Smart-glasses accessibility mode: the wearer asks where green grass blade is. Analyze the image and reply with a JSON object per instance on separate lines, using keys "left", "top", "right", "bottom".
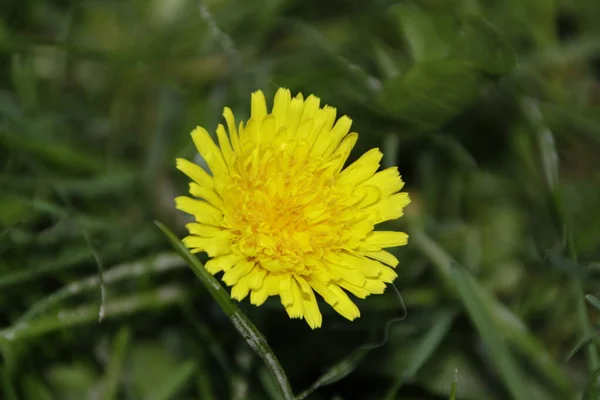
{"left": 103, "top": 327, "right": 130, "bottom": 400}
{"left": 584, "top": 368, "right": 600, "bottom": 400}
{"left": 18, "top": 253, "right": 184, "bottom": 322}
{"left": 155, "top": 221, "right": 294, "bottom": 400}
{"left": 150, "top": 360, "right": 197, "bottom": 400}
{"left": 409, "top": 223, "right": 573, "bottom": 397}
{"left": 566, "top": 332, "right": 599, "bottom": 362}
{"left": 451, "top": 262, "right": 530, "bottom": 400}
{"left": 449, "top": 369, "right": 458, "bottom": 400}
{"left": 0, "top": 285, "right": 186, "bottom": 341}
{"left": 587, "top": 295, "right": 600, "bottom": 312}
{"left": 295, "top": 348, "right": 369, "bottom": 400}
{"left": 385, "top": 308, "right": 457, "bottom": 399}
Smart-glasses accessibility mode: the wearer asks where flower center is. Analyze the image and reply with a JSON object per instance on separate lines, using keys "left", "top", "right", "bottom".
{"left": 221, "top": 143, "right": 362, "bottom": 274}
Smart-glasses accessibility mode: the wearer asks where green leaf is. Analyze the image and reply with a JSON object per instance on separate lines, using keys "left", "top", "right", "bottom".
{"left": 391, "top": 5, "right": 516, "bottom": 74}
{"left": 154, "top": 221, "right": 294, "bottom": 400}
{"left": 376, "top": 60, "right": 483, "bottom": 128}
{"left": 451, "top": 262, "right": 530, "bottom": 400}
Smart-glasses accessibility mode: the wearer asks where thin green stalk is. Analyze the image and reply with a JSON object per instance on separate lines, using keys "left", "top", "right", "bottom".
{"left": 155, "top": 221, "right": 295, "bottom": 400}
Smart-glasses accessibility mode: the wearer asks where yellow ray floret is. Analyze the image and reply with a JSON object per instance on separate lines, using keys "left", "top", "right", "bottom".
{"left": 175, "top": 88, "right": 410, "bottom": 329}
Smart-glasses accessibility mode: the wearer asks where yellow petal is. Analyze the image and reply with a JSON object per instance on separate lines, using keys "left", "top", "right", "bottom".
{"left": 251, "top": 90, "right": 267, "bottom": 123}
{"left": 296, "top": 276, "right": 322, "bottom": 329}
{"left": 190, "top": 126, "right": 227, "bottom": 176}
{"left": 338, "top": 148, "right": 382, "bottom": 186}
{"left": 286, "top": 96, "right": 305, "bottom": 137}
{"left": 301, "top": 94, "right": 321, "bottom": 122}
{"left": 373, "top": 192, "right": 411, "bottom": 223}
{"left": 216, "top": 124, "right": 235, "bottom": 168}
{"left": 284, "top": 278, "right": 304, "bottom": 319}
{"left": 222, "top": 260, "right": 255, "bottom": 286}
{"left": 321, "top": 115, "right": 353, "bottom": 158}
{"left": 338, "top": 281, "right": 370, "bottom": 299}
{"left": 329, "top": 285, "right": 360, "bottom": 321}
{"left": 189, "top": 183, "right": 223, "bottom": 209}
{"left": 364, "top": 231, "right": 408, "bottom": 249}
{"left": 175, "top": 196, "right": 223, "bottom": 226}
{"left": 231, "top": 274, "right": 252, "bottom": 301}
{"left": 380, "top": 266, "right": 397, "bottom": 283}
{"left": 260, "top": 115, "right": 277, "bottom": 142}
{"left": 272, "top": 88, "right": 291, "bottom": 129}
{"left": 363, "top": 278, "right": 386, "bottom": 294}
{"left": 223, "top": 107, "right": 240, "bottom": 152}
{"left": 186, "top": 223, "right": 223, "bottom": 237}
{"left": 247, "top": 267, "right": 267, "bottom": 290}
{"left": 176, "top": 158, "right": 213, "bottom": 189}
{"left": 360, "top": 250, "right": 399, "bottom": 267}
{"left": 362, "top": 167, "right": 404, "bottom": 197}
{"left": 204, "top": 253, "right": 244, "bottom": 274}
{"left": 328, "top": 132, "right": 358, "bottom": 173}
{"left": 250, "top": 274, "right": 279, "bottom": 306}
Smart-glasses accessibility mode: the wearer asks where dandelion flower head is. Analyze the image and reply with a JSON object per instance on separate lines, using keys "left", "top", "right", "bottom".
{"left": 175, "top": 88, "right": 410, "bottom": 328}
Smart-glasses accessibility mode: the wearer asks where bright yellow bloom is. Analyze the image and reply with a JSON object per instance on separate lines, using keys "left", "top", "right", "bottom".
{"left": 175, "top": 88, "right": 410, "bottom": 329}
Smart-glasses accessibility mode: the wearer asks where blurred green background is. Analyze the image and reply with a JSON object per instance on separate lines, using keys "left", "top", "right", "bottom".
{"left": 2, "top": 0, "right": 600, "bottom": 399}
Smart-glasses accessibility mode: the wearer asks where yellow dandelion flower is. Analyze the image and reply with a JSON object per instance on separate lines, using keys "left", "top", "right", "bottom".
{"left": 175, "top": 88, "right": 410, "bottom": 329}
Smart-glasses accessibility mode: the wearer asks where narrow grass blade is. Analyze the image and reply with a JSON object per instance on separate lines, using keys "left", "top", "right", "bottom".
{"left": 155, "top": 221, "right": 294, "bottom": 400}
{"left": 18, "top": 253, "right": 184, "bottom": 322}
{"left": 583, "top": 368, "right": 600, "bottom": 400}
{"left": 150, "top": 360, "right": 197, "bottom": 400}
{"left": 296, "top": 348, "right": 369, "bottom": 400}
{"left": 451, "top": 262, "right": 529, "bottom": 400}
{"left": 103, "top": 327, "right": 131, "bottom": 400}
{"left": 449, "top": 369, "right": 458, "bottom": 400}
{"left": 567, "top": 333, "right": 599, "bottom": 362}
{"left": 409, "top": 223, "right": 573, "bottom": 397}
{"left": 0, "top": 285, "right": 186, "bottom": 341}
{"left": 587, "top": 295, "right": 600, "bottom": 312}
{"left": 195, "top": 348, "right": 216, "bottom": 400}
{"left": 385, "top": 308, "right": 457, "bottom": 399}
{"left": 521, "top": 97, "right": 600, "bottom": 373}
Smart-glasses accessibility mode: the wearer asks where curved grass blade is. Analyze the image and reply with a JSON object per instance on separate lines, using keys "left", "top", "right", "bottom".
{"left": 385, "top": 308, "right": 457, "bottom": 399}
{"left": 587, "top": 295, "right": 600, "bottom": 312}
{"left": 451, "top": 262, "right": 529, "bottom": 400}
{"left": 567, "top": 332, "right": 599, "bottom": 362}
{"left": 295, "top": 348, "right": 369, "bottom": 400}
{"left": 155, "top": 221, "right": 294, "bottom": 400}
{"left": 0, "top": 285, "right": 186, "bottom": 341}
{"left": 18, "top": 253, "right": 184, "bottom": 322}
{"left": 296, "top": 284, "right": 408, "bottom": 400}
